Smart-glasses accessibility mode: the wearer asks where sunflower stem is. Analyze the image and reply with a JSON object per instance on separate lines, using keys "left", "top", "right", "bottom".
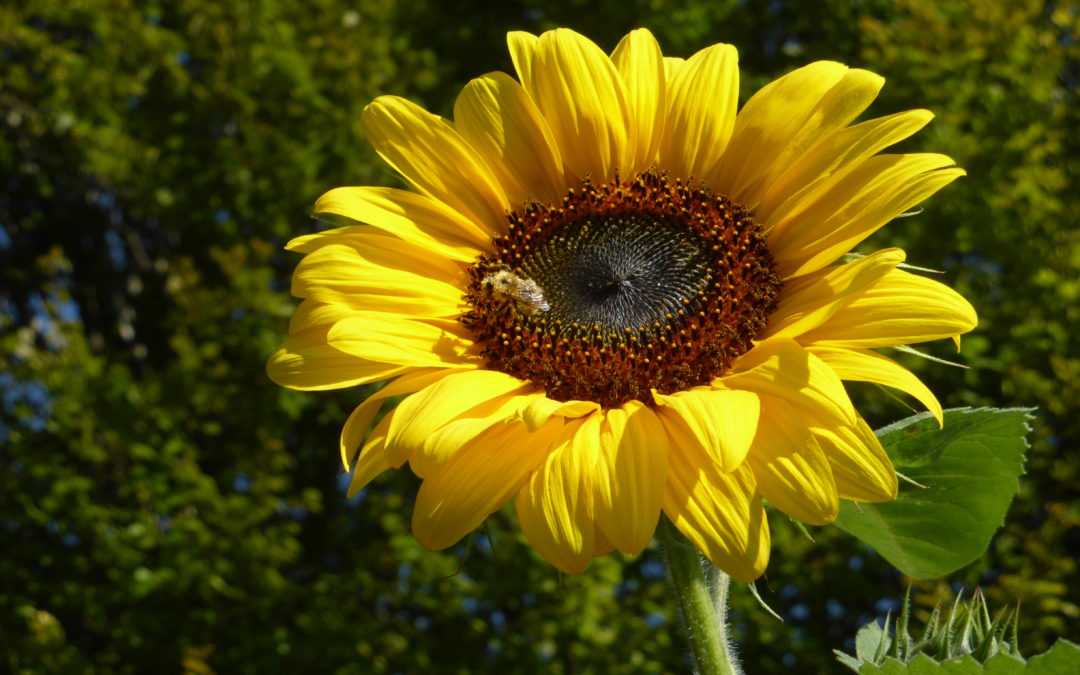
{"left": 659, "top": 518, "right": 741, "bottom": 675}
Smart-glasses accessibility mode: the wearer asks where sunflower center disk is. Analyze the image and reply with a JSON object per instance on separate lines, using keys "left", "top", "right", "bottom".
{"left": 460, "top": 171, "right": 783, "bottom": 408}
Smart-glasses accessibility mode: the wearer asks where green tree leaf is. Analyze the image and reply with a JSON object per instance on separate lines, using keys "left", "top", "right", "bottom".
{"left": 835, "top": 408, "right": 1032, "bottom": 579}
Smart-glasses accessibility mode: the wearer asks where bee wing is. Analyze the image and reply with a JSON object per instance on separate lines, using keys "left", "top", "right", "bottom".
{"left": 517, "top": 284, "right": 550, "bottom": 311}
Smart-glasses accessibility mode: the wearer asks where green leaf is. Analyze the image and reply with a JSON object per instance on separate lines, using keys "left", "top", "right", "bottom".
{"left": 858, "top": 620, "right": 891, "bottom": 662}
{"left": 856, "top": 644, "right": 1072, "bottom": 674}
{"left": 861, "top": 654, "right": 986, "bottom": 674}
{"left": 836, "top": 408, "right": 1032, "bottom": 579}
{"left": 983, "top": 652, "right": 1025, "bottom": 674}
{"left": 861, "top": 654, "right": 944, "bottom": 674}
{"left": 1024, "top": 640, "right": 1080, "bottom": 673}
{"left": 837, "top": 650, "right": 866, "bottom": 673}
{"left": 835, "top": 619, "right": 893, "bottom": 671}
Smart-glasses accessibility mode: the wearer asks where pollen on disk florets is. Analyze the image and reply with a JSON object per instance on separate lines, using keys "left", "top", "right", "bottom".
{"left": 459, "top": 171, "right": 782, "bottom": 408}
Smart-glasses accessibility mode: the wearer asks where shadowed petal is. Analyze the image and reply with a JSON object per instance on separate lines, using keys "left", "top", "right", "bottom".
{"left": 593, "top": 402, "right": 668, "bottom": 554}
{"left": 710, "top": 62, "right": 850, "bottom": 203}
{"left": 383, "top": 369, "right": 531, "bottom": 467}
{"left": 328, "top": 314, "right": 480, "bottom": 370}
{"left": 611, "top": 28, "right": 666, "bottom": 175}
{"left": 756, "top": 109, "right": 934, "bottom": 225}
{"left": 454, "top": 72, "right": 566, "bottom": 206}
{"left": 798, "top": 269, "right": 978, "bottom": 347}
{"left": 515, "top": 418, "right": 596, "bottom": 573}
{"left": 658, "top": 42, "right": 738, "bottom": 182}
{"left": 768, "top": 154, "right": 965, "bottom": 277}
{"left": 747, "top": 397, "right": 838, "bottom": 525}
{"left": 310, "top": 186, "right": 491, "bottom": 259}
{"left": 340, "top": 368, "right": 462, "bottom": 469}
{"left": 764, "top": 248, "right": 905, "bottom": 335}
{"left": 663, "top": 414, "right": 769, "bottom": 582}
{"left": 291, "top": 240, "right": 465, "bottom": 317}
{"left": 362, "top": 96, "right": 510, "bottom": 234}
{"left": 813, "top": 416, "right": 897, "bottom": 503}
{"left": 653, "top": 387, "right": 760, "bottom": 472}
{"left": 412, "top": 419, "right": 562, "bottom": 550}
{"left": 807, "top": 345, "right": 943, "bottom": 426}
{"left": 723, "top": 338, "right": 857, "bottom": 427}
{"left": 268, "top": 325, "right": 408, "bottom": 391}
{"left": 530, "top": 28, "right": 632, "bottom": 182}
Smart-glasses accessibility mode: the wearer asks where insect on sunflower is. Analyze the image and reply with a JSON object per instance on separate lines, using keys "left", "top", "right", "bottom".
{"left": 268, "top": 28, "right": 976, "bottom": 580}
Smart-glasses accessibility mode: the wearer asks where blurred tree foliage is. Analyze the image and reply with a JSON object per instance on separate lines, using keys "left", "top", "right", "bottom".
{"left": 1, "top": 0, "right": 1076, "bottom": 672}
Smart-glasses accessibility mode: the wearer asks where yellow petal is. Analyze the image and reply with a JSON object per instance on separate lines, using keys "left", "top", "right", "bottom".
{"left": 346, "top": 411, "right": 395, "bottom": 498}
{"left": 768, "top": 152, "right": 954, "bottom": 240}
{"left": 593, "top": 402, "right": 668, "bottom": 554}
{"left": 798, "top": 269, "right": 978, "bottom": 348}
{"left": 663, "top": 418, "right": 769, "bottom": 582}
{"left": 531, "top": 28, "right": 631, "bottom": 182}
{"left": 287, "top": 299, "right": 360, "bottom": 334}
{"left": 768, "top": 154, "right": 965, "bottom": 277}
{"left": 611, "top": 28, "right": 666, "bottom": 175}
{"left": 361, "top": 95, "right": 510, "bottom": 234}
{"left": 723, "top": 338, "right": 857, "bottom": 426}
{"left": 515, "top": 418, "right": 596, "bottom": 574}
{"left": 513, "top": 396, "right": 600, "bottom": 432}
{"left": 747, "top": 397, "right": 838, "bottom": 525}
{"left": 592, "top": 526, "right": 615, "bottom": 556}
{"left": 663, "top": 56, "right": 685, "bottom": 81}
{"left": 757, "top": 109, "right": 934, "bottom": 225}
{"left": 410, "top": 391, "right": 541, "bottom": 478}
{"left": 507, "top": 31, "right": 540, "bottom": 98}
{"left": 658, "top": 42, "right": 738, "bottom": 182}
{"left": 291, "top": 241, "right": 464, "bottom": 317}
{"left": 750, "top": 68, "right": 884, "bottom": 201}
{"left": 709, "top": 62, "right": 849, "bottom": 203}
{"left": 813, "top": 417, "right": 898, "bottom": 503}
{"left": 806, "top": 345, "right": 943, "bottom": 426}
{"left": 412, "top": 419, "right": 562, "bottom": 550}
{"left": 454, "top": 72, "right": 566, "bottom": 206}
{"left": 267, "top": 326, "right": 407, "bottom": 391}
{"left": 383, "top": 369, "right": 531, "bottom": 467}
{"left": 311, "top": 186, "right": 490, "bottom": 260}
{"left": 327, "top": 314, "right": 479, "bottom": 370}
{"left": 340, "top": 368, "right": 459, "bottom": 469}
{"left": 764, "top": 248, "right": 905, "bottom": 337}
{"left": 653, "top": 387, "right": 760, "bottom": 472}
{"left": 292, "top": 230, "right": 464, "bottom": 280}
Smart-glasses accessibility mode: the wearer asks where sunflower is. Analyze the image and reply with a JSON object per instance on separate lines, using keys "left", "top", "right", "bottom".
{"left": 268, "top": 28, "right": 976, "bottom": 580}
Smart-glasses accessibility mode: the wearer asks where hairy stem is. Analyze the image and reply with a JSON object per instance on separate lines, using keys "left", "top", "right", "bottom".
{"left": 658, "top": 517, "right": 741, "bottom": 675}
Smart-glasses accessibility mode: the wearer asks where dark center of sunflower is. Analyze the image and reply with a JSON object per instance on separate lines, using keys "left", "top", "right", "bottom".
{"left": 460, "top": 171, "right": 782, "bottom": 408}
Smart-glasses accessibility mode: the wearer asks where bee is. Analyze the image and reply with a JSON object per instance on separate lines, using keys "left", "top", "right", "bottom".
{"left": 482, "top": 267, "right": 551, "bottom": 317}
